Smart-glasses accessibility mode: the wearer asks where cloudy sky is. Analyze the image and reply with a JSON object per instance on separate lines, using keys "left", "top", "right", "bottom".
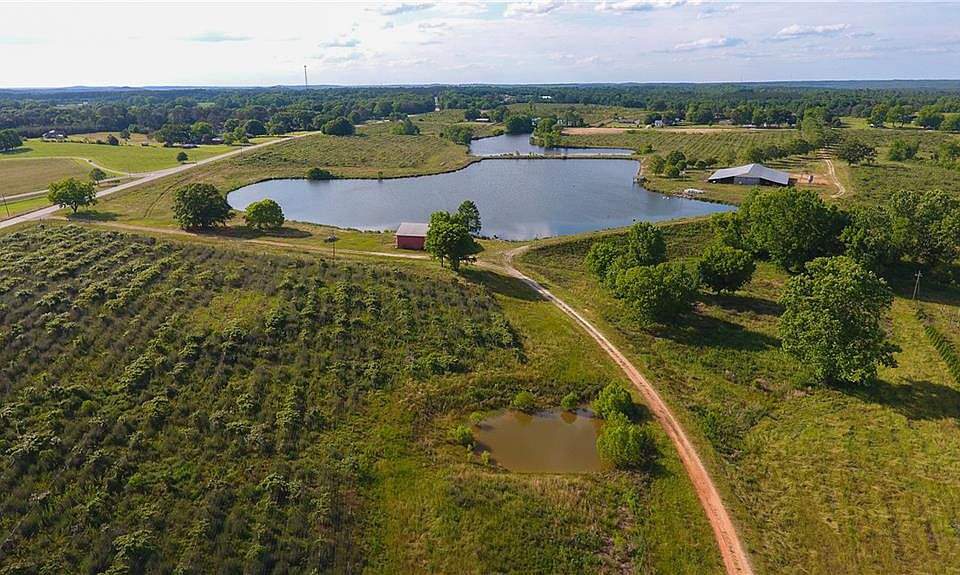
{"left": 2, "top": 1, "right": 959, "bottom": 87}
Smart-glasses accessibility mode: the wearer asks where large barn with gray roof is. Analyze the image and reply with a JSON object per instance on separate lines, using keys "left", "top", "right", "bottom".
{"left": 707, "top": 164, "right": 791, "bottom": 186}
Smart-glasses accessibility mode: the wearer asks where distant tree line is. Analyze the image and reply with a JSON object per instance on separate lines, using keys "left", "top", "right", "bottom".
{"left": 5, "top": 83, "right": 960, "bottom": 139}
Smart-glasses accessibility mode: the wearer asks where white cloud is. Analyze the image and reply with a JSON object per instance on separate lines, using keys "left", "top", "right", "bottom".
{"left": 774, "top": 23, "right": 850, "bottom": 40}
{"left": 378, "top": 2, "right": 435, "bottom": 15}
{"left": 595, "top": 0, "right": 686, "bottom": 13}
{"left": 504, "top": 1, "right": 563, "bottom": 17}
{"left": 697, "top": 4, "right": 739, "bottom": 19}
{"left": 674, "top": 36, "right": 744, "bottom": 51}
{"left": 320, "top": 36, "right": 360, "bottom": 48}
{"left": 186, "top": 31, "right": 252, "bottom": 43}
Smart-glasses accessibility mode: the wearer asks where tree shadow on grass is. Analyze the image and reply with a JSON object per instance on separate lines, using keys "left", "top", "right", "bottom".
{"left": 848, "top": 377, "right": 960, "bottom": 421}
{"left": 205, "top": 225, "right": 313, "bottom": 240}
{"left": 701, "top": 292, "right": 784, "bottom": 317}
{"left": 68, "top": 210, "right": 118, "bottom": 222}
{"left": 0, "top": 147, "right": 31, "bottom": 156}
{"left": 462, "top": 268, "right": 545, "bottom": 302}
{"left": 650, "top": 311, "right": 780, "bottom": 353}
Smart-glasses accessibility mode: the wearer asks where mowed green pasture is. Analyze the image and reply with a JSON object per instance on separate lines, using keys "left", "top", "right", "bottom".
{"left": 0, "top": 157, "right": 91, "bottom": 197}
{"left": 0, "top": 195, "right": 50, "bottom": 220}
{"left": 517, "top": 219, "right": 960, "bottom": 575}
{"left": 0, "top": 139, "right": 236, "bottom": 173}
{"left": 506, "top": 103, "right": 649, "bottom": 126}
{"left": 93, "top": 132, "right": 476, "bottom": 228}
{"left": 0, "top": 223, "right": 720, "bottom": 573}
{"left": 367, "top": 110, "right": 503, "bottom": 138}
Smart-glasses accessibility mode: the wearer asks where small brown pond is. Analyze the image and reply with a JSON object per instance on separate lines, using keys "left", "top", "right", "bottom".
{"left": 473, "top": 408, "right": 607, "bottom": 473}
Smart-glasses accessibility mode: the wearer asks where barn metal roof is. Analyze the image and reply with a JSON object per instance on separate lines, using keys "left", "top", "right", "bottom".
{"left": 707, "top": 163, "right": 790, "bottom": 185}
{"left": 396, "top": 222, "right": 429, "bottom": 237}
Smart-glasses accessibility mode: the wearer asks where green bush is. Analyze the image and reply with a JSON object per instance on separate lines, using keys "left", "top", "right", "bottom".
{"left": 596, "top": 414, "right": 654, "bottom": 470}
{"left": 306, "top": 167, "right": 333, "bottom": 180}
{"left": 612, "top": 261, "right": 700, "bottom": 322}
{"left": 697, "top": 243, "right": 755, "bottom": 294}
{"left": 511, "top": 390, "right": 536, "bottom": 413}
{"left": 592, "top": 383, "right": 633, "bottom": 419}
{"left": 244, "top": 198, "right": 285, "bottom": 231}
{"left": 448, "top": 424, "right": 473, "bottom": 447}
{"left": 560, "top": 392, "right": 579, "bottom": 411}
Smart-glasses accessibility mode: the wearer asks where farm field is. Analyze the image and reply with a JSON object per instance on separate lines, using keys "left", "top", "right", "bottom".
{"left": 0, "top": 223, "right": 719, "bottom": 573}
{"left": 0, "top": 158, "right": 91, "bottom": 197}
{"left": 368, "top": 110, "right": 502, "bottom": 139}
{"left": 0, "top": 139, "right": 237, "bottom": 173}
{"left": 516, "top": 219, "right": 960, "bottom": 574}
{"left": 90, "top": 131, "right": 476, "bottom": 228}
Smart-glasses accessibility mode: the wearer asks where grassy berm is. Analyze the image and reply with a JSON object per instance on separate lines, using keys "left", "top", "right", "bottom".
{"left": 0, "top": 224, "right": 718, "bottom": 574}
{"left": 518, "top": 219, "right": 960, "bottom": 575}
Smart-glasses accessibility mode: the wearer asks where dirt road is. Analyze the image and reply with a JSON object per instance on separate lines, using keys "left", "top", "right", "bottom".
{"left": 497, "top": 246, "right": 755, "bottom": 575}
{"left": 824, "top": 158, "right": 847, "bottom": 198}
{"left": 0, "top": 134, "right": 310, "bottom": 231}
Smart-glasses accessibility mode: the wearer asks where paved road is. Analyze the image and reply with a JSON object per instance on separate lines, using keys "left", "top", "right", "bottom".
{"left": 0, "top": 135, "right": 307, "bottom": 231}
{"left": 497, "top": 246, "right": 755, "bottom": 575}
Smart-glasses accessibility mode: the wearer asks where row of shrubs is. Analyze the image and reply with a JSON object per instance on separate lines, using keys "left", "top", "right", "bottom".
{"left": 916, "top": 307, "right": 960, "bottom": 386}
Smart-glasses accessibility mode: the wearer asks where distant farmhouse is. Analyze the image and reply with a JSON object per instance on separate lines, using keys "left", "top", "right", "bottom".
{"left": 395, "top": 222, "right": 429, "bottom": 250}
{"left": 707, "top": 163, "right": 790, "bottom": 186}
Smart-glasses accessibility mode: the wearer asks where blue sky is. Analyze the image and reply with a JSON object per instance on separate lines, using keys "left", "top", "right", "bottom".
{"left": 2, "top": 1, "right": 959, "bottom": 87}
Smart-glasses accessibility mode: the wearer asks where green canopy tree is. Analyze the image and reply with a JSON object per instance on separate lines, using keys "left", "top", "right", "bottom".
{"left": 739, "top": 188, "right": 846, "bottom": 273}
{"left": 504, "top": 115, "right": 533, "bottom": 134}
{"left": 455, "top": 200, "right": 482, "bottom": 235}
{"left": 424, "top": 211, "right": 482, "bottom": 272}
{"left": 172, "top": 183, "right": 232, "bottom": 230}
{"left": 779, "top": 256, "right": 898, "bottom": 384}
{"left": 0, "top": 129, "right": 23, "bottom": 151}
{"left": 612, "top": 261, "right": 699, "bottom": 323}
{"left": 697, "top": 243, "right": 755, "bottom": 293}
{"left": 836, "top": 140, "right": 877, "bottom": 165}
{"left": 887, "top": 189, "right": 960, "bottom": 268}
{"left": 244, "top": 198, "right": 284, "bottom": 231}
{"left": 89, "top": 167, "right": 107, "bottom": 184}
{"left": 322, "top": 116, "right": 355, "bottom": 136}
{"left": 47, "top": 178, "right": 96, "bottom": 213}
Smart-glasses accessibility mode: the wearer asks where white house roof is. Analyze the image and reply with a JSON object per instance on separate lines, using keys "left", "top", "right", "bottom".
{"left": 707, "top": 163, "right": 790, "bottom": 185}
{"left": 396, "top": 222, "right": 429, "bottom": 237}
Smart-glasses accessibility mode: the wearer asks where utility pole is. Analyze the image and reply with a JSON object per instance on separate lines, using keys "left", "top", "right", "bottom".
{"left": 912, "top": 269, "right": 923, "bottom": 300}
{"left": 0, "top": 190, "right": 9, "bottom": 218}
{"left": 303, "top": 65, "right": 308, "bottom": 90}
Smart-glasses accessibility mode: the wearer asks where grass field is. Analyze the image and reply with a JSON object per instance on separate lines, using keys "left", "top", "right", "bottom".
{"left": 0, "top": 139, "right": 237, "bottom": 173}
{"left": 0, "top": 222, "right": 720, "bottom": 573}
{"left": 506, "top": 103, "right": 649, "bottom": 126}
{"left": 0, "top": 195, "right": 50, "bottom": 219}
{"left": 92, "top": 132, "right": 476, "bottom": 229}
{"left": 516, "top": 219, "right": 960, "bottom": 574}
{"left": 0, "top": 158, "right": 92, "bottom": 197}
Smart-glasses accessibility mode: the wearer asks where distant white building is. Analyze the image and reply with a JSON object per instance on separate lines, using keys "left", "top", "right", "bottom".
{"left": 707, "top": 164, "right": 791, "bottom": 186}
{"left": 42, "top": 130, "right": 66, "bottom": 141}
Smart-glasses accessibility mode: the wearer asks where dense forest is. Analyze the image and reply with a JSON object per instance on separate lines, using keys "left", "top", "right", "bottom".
{"left": 3, "top": 82, "right": 960, "bottom": 138}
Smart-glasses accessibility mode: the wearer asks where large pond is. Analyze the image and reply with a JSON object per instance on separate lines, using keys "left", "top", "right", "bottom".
{"left": 470, "top": 133, "right": 633, "bottom": 157}
{"left": 228, "top": 159, "right": 733, "bottom": 240}
{"left": 472, "top": 408, "right": 607, "bottom": 473}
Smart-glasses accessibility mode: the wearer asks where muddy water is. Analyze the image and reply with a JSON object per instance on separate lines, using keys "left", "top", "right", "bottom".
{"left": 473, "top": 408, "right": 607, "bottom": 473}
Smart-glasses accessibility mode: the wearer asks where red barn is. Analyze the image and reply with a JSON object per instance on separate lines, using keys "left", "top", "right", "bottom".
{"left": 395, "top": 222, "right": 429, "bottom": 250}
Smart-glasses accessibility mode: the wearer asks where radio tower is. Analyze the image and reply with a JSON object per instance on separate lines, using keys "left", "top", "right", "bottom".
{"left": 303, "top": 65, "right": 308, "bottom": 90}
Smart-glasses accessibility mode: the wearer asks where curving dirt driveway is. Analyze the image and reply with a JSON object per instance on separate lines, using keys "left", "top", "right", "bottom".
{"left": 498, "top": 246, "right": 754, "bottom": 575}
{"left": 824, "top": 158, "right": 847, "bottom": 198}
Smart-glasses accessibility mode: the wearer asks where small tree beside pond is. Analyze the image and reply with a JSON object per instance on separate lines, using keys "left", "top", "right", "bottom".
{"left": 244, "top": 198, "right": 284, "bottom": 231}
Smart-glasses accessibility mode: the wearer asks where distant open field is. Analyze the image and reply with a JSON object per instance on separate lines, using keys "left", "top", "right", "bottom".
{"left": 518, "top": 219, "right": 960, "bottom": 575}
{"left": 506, "top": 103, "right": 649, "bottom": 126}
{"left": 0, "top": 139, "right": 237, "bottom": 173}
{"left": 0, "top": 157, "right": 91, "bottom": 197}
